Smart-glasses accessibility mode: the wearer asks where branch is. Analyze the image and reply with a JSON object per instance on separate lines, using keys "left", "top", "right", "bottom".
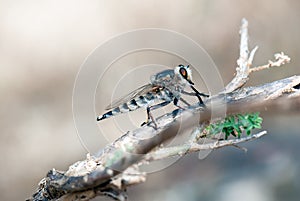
{"left": 249, "top": 52, "right": 291, "bottom": 73}
{"left": 222, "top": 19, "right": 290, "bottom": 93}
{"left": 28, "top": 19, "right": 299, "bottom": 201}
{"left": 144, "top": 131, "right": 267, "bottom": 162}
{"left": 223, "top": 18, "right": 255, "bottom": 93}
{"left": 28, "top": 77, "right": 300, "bottom": 201}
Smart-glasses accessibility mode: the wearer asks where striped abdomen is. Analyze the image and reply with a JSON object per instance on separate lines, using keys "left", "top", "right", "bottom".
{"left": 97, "top": 88, "right": 172, "bottom": 121}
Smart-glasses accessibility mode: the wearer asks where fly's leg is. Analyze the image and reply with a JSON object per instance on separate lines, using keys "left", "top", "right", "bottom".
{"left": 182, "top": 90, "right": 204, "bottom": 105}
{"left": 141, "top": 101, "right": 171, "bottom": 129}
{"left": 190, "top": 86, "right": 210, "bottom": 98}
{"left": 179, "top": 97, "right": 191, "bottom": 107}
{"left": 171, "top": 97, "right": 189, "bottom": 118}
{"left": 182, "top": 87, "right": 209, "bottom": 106}
{"left": 173, "top": 97, "right": 190, "bottom": 109}
{"left": 182, "top": 90, "right": 209, "bottom": 98}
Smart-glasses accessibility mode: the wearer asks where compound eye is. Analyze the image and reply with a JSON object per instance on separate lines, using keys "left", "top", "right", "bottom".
{"left": 180, "top": 68, "right": 187, "bottom": 78}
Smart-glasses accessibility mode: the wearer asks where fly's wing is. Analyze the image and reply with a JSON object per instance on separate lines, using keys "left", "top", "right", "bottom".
{"left": 105, "top": 84, "right": 157, "bottom": 110}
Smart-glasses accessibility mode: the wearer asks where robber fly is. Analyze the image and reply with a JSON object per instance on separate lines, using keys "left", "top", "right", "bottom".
{"left": 97, "top": 64, "right": 209, "bottom": 128}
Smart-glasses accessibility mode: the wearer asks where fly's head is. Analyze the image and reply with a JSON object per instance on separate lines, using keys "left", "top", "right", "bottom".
{"left": 174, "top": 64, "right": 194, "bottom": 86}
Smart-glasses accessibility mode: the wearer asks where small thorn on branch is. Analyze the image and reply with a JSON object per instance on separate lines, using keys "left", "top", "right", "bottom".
{"left": 247, "top": 46, "right": 259, "bottom": 67}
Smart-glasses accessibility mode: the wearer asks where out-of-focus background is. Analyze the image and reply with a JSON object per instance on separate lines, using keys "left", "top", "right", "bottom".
{"left": 1, "top": 0, "right": 300, "bottom": 200}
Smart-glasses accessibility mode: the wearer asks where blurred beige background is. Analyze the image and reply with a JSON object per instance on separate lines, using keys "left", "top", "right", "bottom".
{"left": 0, "top": 0, "right": 300, "bottom": 200}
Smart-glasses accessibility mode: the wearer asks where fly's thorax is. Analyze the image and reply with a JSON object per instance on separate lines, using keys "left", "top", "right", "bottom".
{"left": 165, "top": 75, "right": 188, "bottom": 93}
{"left": 150, "top": 66, "right": 193, "bottom": 88}
{"left": 150, "top": 69, "right": 174, "bottom": 87}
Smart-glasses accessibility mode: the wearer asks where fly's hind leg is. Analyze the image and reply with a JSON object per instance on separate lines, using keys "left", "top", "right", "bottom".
{"left": 141, "top": 101, "right": 171, "bottom": 129}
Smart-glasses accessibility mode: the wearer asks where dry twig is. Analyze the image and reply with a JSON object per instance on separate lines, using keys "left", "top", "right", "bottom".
{"left": 249, "top": 52, "right": 291, "bottom": 73}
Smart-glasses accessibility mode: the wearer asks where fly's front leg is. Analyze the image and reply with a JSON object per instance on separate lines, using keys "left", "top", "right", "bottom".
{"left": 182, "top": 87, "right": 209, "bottom": 106}
{"left": 181, "top": 90, "right": 209, "bottom": 98}
{"left": 141, "top": 101, "right": 171, "bottom": 129}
